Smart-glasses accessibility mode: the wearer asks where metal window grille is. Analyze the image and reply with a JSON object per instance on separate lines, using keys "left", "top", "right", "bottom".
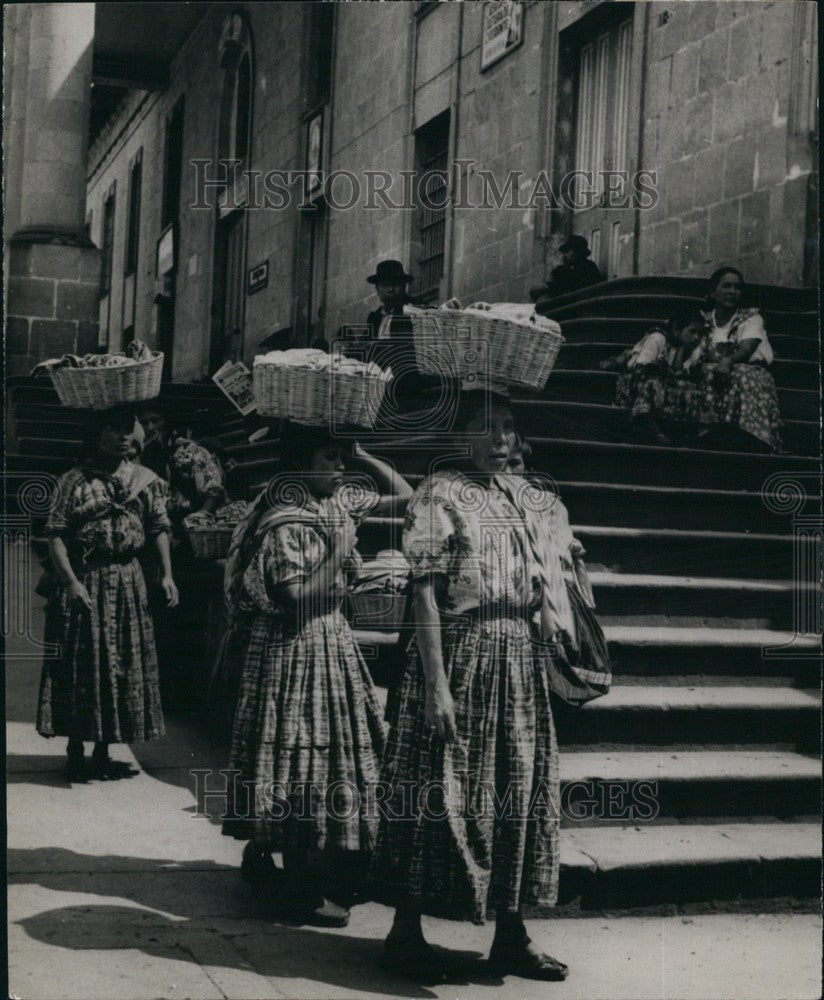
{"left": 418, "top": 145, "right": 448, "bottom": 293}
{"left": 100, "top": 192, "right": 116, "bottom": 295}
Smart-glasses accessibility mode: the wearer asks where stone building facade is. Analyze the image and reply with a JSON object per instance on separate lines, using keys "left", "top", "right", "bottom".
{"left": 5, "top": 1, "right": 818, "bottom": 381}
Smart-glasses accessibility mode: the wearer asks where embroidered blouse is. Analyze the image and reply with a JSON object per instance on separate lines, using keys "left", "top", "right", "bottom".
{"left": 702, "top": 307, "right": 774, "bottom": 364}
{"left": 402, "top": 469, "right": 541, "bottom": 616}
{"left": 45, "top": 461, "right": 171, "bottom": 558}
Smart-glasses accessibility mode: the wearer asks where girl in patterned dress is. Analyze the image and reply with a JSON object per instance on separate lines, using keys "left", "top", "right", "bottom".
{"left": 369, "top": 392, "right": 567, "bottom": 983}
{"left": 222, "top": 422, "right": 411, "bottom": 927}
{"left": 609, "top": 307, "right": 706, "bottom": 445}
{"left": 36, "top": 407, "right": 179, "bottom": 781}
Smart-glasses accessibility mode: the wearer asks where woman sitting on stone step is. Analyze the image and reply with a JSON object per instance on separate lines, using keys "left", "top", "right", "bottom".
{"left": 605, "top": 306, "right": 707, "bottom": 446}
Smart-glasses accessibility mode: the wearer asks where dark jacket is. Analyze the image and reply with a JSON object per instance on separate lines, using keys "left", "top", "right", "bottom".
{"left": 547, "top": 258, "right": 603, "bottom": 299}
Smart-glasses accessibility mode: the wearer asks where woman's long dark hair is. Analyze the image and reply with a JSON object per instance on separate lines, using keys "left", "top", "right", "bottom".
{"left": 277, "top": 420, "right": 341, "bottom": 473}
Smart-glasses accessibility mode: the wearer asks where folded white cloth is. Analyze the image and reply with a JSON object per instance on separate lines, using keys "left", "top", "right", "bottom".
{"left": 254, "top": 348, "right": 390, "bottom": 379}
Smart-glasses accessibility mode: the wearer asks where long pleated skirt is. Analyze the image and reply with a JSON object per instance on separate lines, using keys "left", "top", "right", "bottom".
{"left": 369, "top": 613, "right": 561, "bottom": 924}
{"left": 37, "top": 558, "right": 164, "bottom": 743}
{"left": 222, "top": 607, "right": 387, "bottom": 855}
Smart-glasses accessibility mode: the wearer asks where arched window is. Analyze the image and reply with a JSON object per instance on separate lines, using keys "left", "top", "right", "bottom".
{"left": 217, "top": 13, "right": 254, "bottom": 179}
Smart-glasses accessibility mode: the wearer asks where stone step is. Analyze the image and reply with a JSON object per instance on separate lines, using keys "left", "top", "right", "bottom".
{"left": 534, "top": 275, "right": 819, "bottom": 313}
{"left": 590, "top": 572, "right": 819, "bottom": 630}
{"left": 602, "top": 626, "right": 822, "bottom": 685}
{"left": 355, "top": 518, "right": 812, "bottom": 581}
{"left": 369, "top": 435, "right": 818, "bottom": 492}
{"left": 508, "top": 399, "right": 818, "bottom": 456}
{"left": 558, "top": 821, "right": 821, "bottom": 908}
{"left": 536, "top": 370, "right": 820, "bottom": 418}
{"left": 551, "top": 345, "right": 820, "bottom": 386}
{"left": 549, "top": 318, "right": 819, "bottom": 358}
{"left": 554, "top": 686, "right": 820, "bottom": 747}
{"left": 544, "top": 294, "right": 818, "bottom": 334}
{"left": 559, "top": 749, "right": 820, "bottom": 822}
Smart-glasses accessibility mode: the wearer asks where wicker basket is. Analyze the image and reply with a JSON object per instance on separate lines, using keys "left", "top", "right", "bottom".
{"left": 346, "top": 590, "right": 408, "bottom": 630}
{"left": 186, "top": 525, "right": 235, "bottom": 560}
{"left": 253, "top": 362, "right": 391, "bottom": 427}
{"left": 408, "top": 311, "right": 564, "bottom": 389}
{"left": 50, "top": 352, "right": 164, "bottom": 410}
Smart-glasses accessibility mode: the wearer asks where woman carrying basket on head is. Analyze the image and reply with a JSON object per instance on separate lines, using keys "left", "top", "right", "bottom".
{"left": 221, "top": 421, "right": 411, "bottom": 927}
{"left": 36, "top": 406, "right": 179, "bottom": 782}
{"left": 368, "top": 391, "right": 569, "bottom": 984}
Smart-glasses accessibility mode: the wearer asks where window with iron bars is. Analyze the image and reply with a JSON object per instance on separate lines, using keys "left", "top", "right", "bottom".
{"left": 415, "top": 111, "right": 450, "bottom": 297}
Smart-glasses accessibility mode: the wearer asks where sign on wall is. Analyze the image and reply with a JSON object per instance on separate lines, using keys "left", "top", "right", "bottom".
{"left": 481, "top": 1, "right": 523, "bottom": 71}
{"left": 247, "top": 260, "right": 269, "bottom": 295}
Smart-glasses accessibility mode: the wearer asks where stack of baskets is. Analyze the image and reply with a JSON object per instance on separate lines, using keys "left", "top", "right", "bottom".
{"left": 253, "top": 350, "right": 393, "bottom": 428}
{"left": 404, "top": 306, "right": 564, "bottom": 390}
{"left": 48, "top": 351, "right": 164, "bottom": 410}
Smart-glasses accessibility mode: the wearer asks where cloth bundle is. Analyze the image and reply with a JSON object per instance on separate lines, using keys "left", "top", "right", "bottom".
{"left": 405, "top": 300, "right": 556, "bottom": 332}
{"left": 349, "top": 549, "right": 410, "bottom": 595}
{"left": 31, "top": 340, "right": 155, "bottom": 376}
{"left": 183, "top": 500, "right": 250, "bottom": 531}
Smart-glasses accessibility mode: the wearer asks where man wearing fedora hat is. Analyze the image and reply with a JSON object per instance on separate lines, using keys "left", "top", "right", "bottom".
{"left": 533, "top": 235, "right": 603, "bottom": 304}
{"left": 365, "top": 259, "right": 415, "bottom": 340}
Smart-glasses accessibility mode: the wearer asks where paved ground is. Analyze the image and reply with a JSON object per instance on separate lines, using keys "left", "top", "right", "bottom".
{"left": 6, "top": 566, "right": 822, "bottom": 1000}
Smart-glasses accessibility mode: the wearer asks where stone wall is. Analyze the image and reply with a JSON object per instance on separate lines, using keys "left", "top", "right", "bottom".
{"left": 638, "top": 0, "right": 817, "bottom": 286}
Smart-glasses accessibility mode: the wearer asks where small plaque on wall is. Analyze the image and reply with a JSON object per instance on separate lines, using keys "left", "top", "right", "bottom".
{"left": 247, "top": 260, "right": 269, "bottom": 296}
{"left": 481, "top": 1, "right": 523, "bottom": 71}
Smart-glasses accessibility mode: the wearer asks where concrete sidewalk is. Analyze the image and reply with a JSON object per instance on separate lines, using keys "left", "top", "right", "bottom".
{"left": 6, "top": 595, "right": 822, "bottom": 1000}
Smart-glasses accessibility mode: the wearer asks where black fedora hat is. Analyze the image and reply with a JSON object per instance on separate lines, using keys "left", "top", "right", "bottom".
{"left": 558, "top": 234, "right": 591, "bottom": 256}
{"left": 259, "top": 326, "right": 295, "bottom": 350}
{"left": 366, "top": 259, "right": 413, "bottom": 285}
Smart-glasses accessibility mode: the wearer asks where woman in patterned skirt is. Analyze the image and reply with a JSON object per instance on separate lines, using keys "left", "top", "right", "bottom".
{"left": 37, "top": 406, "right": 179, "bottom": 781}
{"left": 370, "top": 392, "right": 567, "bottom": 983}
{"left": 222, "top": 421, "right": 411, "bottom": 927}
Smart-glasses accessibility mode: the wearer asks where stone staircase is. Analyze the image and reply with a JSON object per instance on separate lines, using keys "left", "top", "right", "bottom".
{"left": 5, "top": 276, "right": 821, "bottom": 912}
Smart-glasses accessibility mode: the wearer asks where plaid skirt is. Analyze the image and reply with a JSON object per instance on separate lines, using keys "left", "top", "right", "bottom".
{"left": 37, "top": 558, "right": 164, "bottom": 743}
{"left": 369, "top": 613, "right": 560, "bottom": 924}
{"left": 222, "top": 608, "right": 387, "bottom": 854}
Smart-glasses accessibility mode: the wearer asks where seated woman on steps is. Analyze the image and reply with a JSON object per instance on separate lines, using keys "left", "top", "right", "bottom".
{"left": 603, "top": 306, "right": 706, "bottom": 445}
{"left": 604, "top": 268, "right": 784, "bottom": 453}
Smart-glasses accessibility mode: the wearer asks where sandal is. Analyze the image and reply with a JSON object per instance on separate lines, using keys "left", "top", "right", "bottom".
{"left": 303, "top": 898, "right": 350, "bottom": 928}
{"left": 89, "top": 751, "right": 137, "bottom": 781}
{"left": 488, "top": 934, "right": 568, "bottom": 981}
{"left": 381, "top": 932, "right": 451, "bottom": 984}
{"left": 65, "top": 747, "right": 87, "bottom": 783}
{"left": 241, "top": 843, "right": 280, "bottom": 885}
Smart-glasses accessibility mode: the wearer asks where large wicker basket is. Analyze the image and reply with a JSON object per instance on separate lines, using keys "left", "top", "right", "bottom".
{"left": 50, "top": 352, "right": 164, "bottom": 410}
{"left": 346, "top": 590, "right": 408, "bottom": 631}
{"left": 408, "top": 311, "right": 563, "bottom": 389}
{"left": 253, "top": 362, "right": 391, "bottom": 427}
{"left": 186, "top": 525, "right": 235, "bottom": 560}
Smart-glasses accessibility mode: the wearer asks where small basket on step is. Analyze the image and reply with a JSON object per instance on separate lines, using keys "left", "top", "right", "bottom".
{"left": 346, "top": 590, "right": 408, "bottom": 631}
{"left": 49, "top": 352, "right": 164, "bottom": 410}
{"left": 186, "top": 525, "right": 235, "bottom": 560}
{"left": 407, "top": 310, "right": 563, "bottom": 390}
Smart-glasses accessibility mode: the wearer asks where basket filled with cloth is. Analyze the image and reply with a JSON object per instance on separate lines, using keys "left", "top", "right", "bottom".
{"left": 183, "top": 500, "right": 250, "bottom": 560}
{"left": 346, "top": 549, "right": 410, "bottom": 630}
{"left": 395, "top": 302, "right": 564, "bottom": 390}
{"left": 31, "top": 340, "right": 163, "bottom": 409}
{"left": 252, "top": 348, "right": 393, "bottom": 428}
